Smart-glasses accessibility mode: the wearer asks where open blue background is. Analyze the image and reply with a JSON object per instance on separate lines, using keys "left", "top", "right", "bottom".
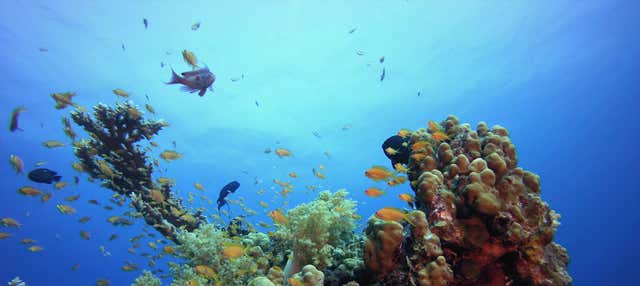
{"left": 1, "top": 1, "right": 638, "bottom": 285}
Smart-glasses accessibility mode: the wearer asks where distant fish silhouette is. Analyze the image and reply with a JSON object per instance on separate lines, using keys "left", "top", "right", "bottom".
{"left": 380, "top": 68, "right": 386, "bottom": 82}
{"left": 143, "top": 18, "right": 148, "bottom": 29}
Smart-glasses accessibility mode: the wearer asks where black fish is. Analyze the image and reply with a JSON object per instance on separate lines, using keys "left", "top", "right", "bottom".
{"left": 379, "top": 56, "right": 385, "bottom": 63}
{"left": 255, "top": 100, "right": 259, "bottom": 107}
{"left": 143, "top": 18, "right": 148, "bottom": 29}
{"left": 382, "top": 135, "right": 410, "bottom": 167}
{"left": 380, "top": 68, "right": 386, "bottom": 81}
{"left": 217, "top": 181, "right": 240, "bottom": 210}
{"left": 28, "top": 168, "right": 61, "bottom": 184}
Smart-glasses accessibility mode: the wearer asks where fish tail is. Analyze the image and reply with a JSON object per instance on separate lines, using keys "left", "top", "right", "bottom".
{"left": 167, "top": 69, "right": 184, "bottom": 85}
{"left": 53, "top": 175, "right": 62, "bottom": 182}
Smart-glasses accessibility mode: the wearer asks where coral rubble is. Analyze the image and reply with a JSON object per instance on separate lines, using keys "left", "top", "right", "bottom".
{"left": 363, "top": 116, "right": 571, "bottom": 285}
{"left": 70, "top": 102, "right": 203, "bottom": 242}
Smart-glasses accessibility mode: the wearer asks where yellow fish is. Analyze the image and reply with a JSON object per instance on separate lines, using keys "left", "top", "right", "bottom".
{"left": 51, "top": 92, "right": 78, "bottom": 109}
{"left": 269, "top": 209, "right": 288, "bottom": 224}
{"left": 364, "top": 166, "right": 394, "bottom": 181}
{"left": 28, "top": 245, "right": 44, "bottom": 252}
{"left": 9, "top": 154, "right": 24, "bottom": 173}
{"left": 42, "top": 140, "right": 65, "bottom": 148}
{"left": 145, "top": 104, "right": 155, "bottom": 114}
{"left": 194, "top": 182, "right": 205, "bottom": 191}
{"left": 113, "top": 88, "right": 129, "bottom": 97}
{"left": 397, "top": 128, "right": 412, "bottom": 138}
{"left": 195, "top": 265, "right": 216, "bottom": 279}
{"left": 1, "top": 218, "right": 21, "bottom": 227}
{"left": 56, "top": 204, "right": 77, "bottom": 215}
{"left": 364, "top": 187, "right": 385, "bottom": 198}
{"left": 41, "top": 193, "right": 53, "bottom": 203}
{"left": 275, "top": 148, "right": 292, "bottom": 158}
{"left": 18, "top": 186, "right": 42, "bottom": 196}
{"left": 182, "top": 50, "right": 198, "bottom": 69}
{"left": 159, "top": 150, "right": 181, "bottom": 162}
{"left": 222, "top": 243, "right": 245, "bottom": 259}
{"left": 428, "top": 120, "right": 441, "bottom": 133}
{"left": 375, "top": 207, "right": 414, "bottom": 226}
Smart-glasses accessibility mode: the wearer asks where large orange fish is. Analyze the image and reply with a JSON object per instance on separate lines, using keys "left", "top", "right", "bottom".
{"left": 364, "top": 166, "right": 394, "bottom": 181}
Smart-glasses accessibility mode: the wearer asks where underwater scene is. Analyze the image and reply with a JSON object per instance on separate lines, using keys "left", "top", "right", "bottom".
{"left": 1, "top": 1, "right": 639, "bottom": 285}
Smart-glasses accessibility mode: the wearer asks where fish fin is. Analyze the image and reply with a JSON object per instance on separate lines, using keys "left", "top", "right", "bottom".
{"left": 198, "top": 88, "right": 206, "bottom": 96}
{"left": 166, "top": 69, "right": 184, "bottom": 85}
{"left": 53, "top": 175, "right": 62, "bottom": 182}
{"left": 180, "top": 86, "right": 198, "bottom": 93}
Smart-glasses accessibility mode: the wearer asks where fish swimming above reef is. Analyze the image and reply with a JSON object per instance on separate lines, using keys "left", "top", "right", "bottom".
{"left": 382, "top": 135, "right": 410, "bottom": 167}
{"left": 217, "top": 181, "right": 240, "bottom": 210}
{"left": 27, "top": 168, "right": 62, "bottom": 184}
{"left": 166, "top": 67, "right": 215, "bottom": 97}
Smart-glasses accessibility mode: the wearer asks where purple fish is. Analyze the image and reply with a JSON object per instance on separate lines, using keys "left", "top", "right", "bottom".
{"left": 166, "top": 67, "right": 216, "bottom": 97}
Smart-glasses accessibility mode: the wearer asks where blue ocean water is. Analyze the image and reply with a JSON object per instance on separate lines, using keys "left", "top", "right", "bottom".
{"left": 1, "top": 0, "right": 638, "bottom": 285}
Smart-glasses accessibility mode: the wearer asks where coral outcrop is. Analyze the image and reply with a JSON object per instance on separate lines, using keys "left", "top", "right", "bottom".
{"left": 70, "top": 102, "right": 203, "bottom": 242}
{"left": 271, "top": 189, "right": 363, "bottom": 284}
{"left": 364, "top": 116, "right": 571, "bottom": 285}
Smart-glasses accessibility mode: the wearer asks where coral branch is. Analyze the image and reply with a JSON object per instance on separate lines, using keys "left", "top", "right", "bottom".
{"left": 70, "top": 102, "right": 203, "bottom": 242}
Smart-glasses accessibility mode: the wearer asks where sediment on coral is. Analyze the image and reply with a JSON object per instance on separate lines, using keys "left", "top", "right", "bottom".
{"left": 70, "top": 102, "right": 203, "bottom": 242}
{"left": 363, "top": 115, "right": 571, "bottom": 286}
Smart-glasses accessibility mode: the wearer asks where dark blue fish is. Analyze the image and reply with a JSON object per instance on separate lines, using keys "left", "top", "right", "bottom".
{"left": 217, "top": 181, "right": 240, "bottom": 210}
{"left": 382, "top": 135, "right": 410, "bottom": 167}
{"left": 143, "top": 18, "right": 148, "bottom": 29}
{"left": 380, "top": 68, "right": 386, "bottom": 81}
{"left": 28, "top": 168, "right": 61, "bottom": 184}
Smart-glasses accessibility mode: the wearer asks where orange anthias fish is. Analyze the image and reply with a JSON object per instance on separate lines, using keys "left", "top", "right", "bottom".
{"left": 397, "top": 128, "right": 412, "bottom": 138}
{"left": 56, "top": 204, "right": 77, "bottom": 215}
{"left": 182, "top": 49, "right": 198, "bottom": 69}
{"left": 222, "top": 243, "right": 245, "bottom": 259}
{"left": 269, "top": 209, "right": 288, "bottom": 224}
{"left": 387, "top": 176, "right": 408, "bottom": 186}
{"left": 375, "top": 207, "right": 414, "bottom": 226}
{"left": 275, "top": 148, "right": 292, "bottom": 158}
{"left": 9, "top": 155, "right": 24, "bottom": 173}
{"left": 159, "top": 150, "right": 182, "bottom": 162}
{"left": 195, "top": 265, "right": 216, "bottom": 279}
{"left": 18, "top": 186, "right": 43, "bottom": 196}
{"left": 393, "top": 163, "right": 408, "bottom": 173}
{"left": 113, "top": 88, "right": 129, "bottom": 98}
{"left": 288, "top": 277, "right": 307, "bottom": 286}
{"left": 432, "top": 131, "right": 449, "bottom": 141}
{"left": 1, "top": 217, "right": 21, "bottom": 228}
{"left": 80, "top": 230, "right": 91, "bottom": 240}
{"left": 51, "top": 92, "right": 79, "bottom": 110}
{"left": 398, "top": 193, "right": 415, "bottom": 204}
{"left": 364, "top": 187, "right": 385, "bottom": 198}
{"left": 364, "top": 166, "right": 394, "bottom": 181}
{"left": 428, "top": 120, "right": 441, "bottom": 133}
{"left": 411, "top": 141, "right": 431, "bottom": 152}
{"left": 288, "top": 172, "right": 298, "bottom": 178}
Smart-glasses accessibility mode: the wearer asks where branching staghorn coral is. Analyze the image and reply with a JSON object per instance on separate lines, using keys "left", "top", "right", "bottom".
{"left": 70, "top": 101, "right": 203, "bottom": 242}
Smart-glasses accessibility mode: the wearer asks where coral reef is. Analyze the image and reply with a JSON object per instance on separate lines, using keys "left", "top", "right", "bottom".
{"left": 70, "top": 102, "right": 203, "bottom": 242}
{"left": 173, "top": 223, "right": 267, "bottom": 285}
{"left": 271, "top": 190, "right": 363, "bottom": 284}
{"left": 132, "top": 270, "right": 161, "bottom": 286}
{"left": 363, "top": 116, "right": 571, "bottom": 285}
{"left": 289, "top": 265, "right": 325, "bottom": 286}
